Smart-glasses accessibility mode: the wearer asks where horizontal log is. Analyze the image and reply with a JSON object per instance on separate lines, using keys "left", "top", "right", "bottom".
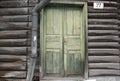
{"left": 89, "top": 32, "right": 120, "bottom": 36}
{"left": 0, "top": 21, "right": 30, "bottom": 30}
{"left": 0, "top": 0, "right": 28, "bottom": 8}
{"left": 88, "top": 19, "right": 118, "bottom": 25}
{"left": 0, "top": 8, "right": 28, "bottom": 16}
{"left": 0, "top": 71, "right": 26, "bottom": 79}
{"left": 88, "top": 56, "right": 119, "bottom": 63}
{"left": 88, "top": 13, "right": 117, "bottom": 19}
{"left": 88, "top": 36, "right": 120, "bottom": 42}
{"left": 88, "top": 25, "right": 119, "bottom": 30}
{"left": 10, "top": 22, "right": 30, "bottom": 27}
{"left": 0, "top": 31, "right": 28, "bottom": 39}
{"left": 0, "top": 62, "right": 26, "bottom": 71}
{"left": 88, "top": 42, "right": 119, "bottom": 49}
{"left": 0, "top": 47, "right": 27, "bottom": 55}
{"left": 0, "top": 39, "right": 30, "bottom": 47}
{"left": 88, "top": 30, "right": 119, "bottom": 36}
{"left": 89, "top": 39, "right": 120, "bottom": 42}
{"left": 89, "top": 42, "right": 119, "bottom": 45}
{"left": 0, "top": 55, "right": 26, "bottom": 62}
{"left": 89, "top": 63, "right": 119, "bottom": 69}
{"left": 88, "top": 49, "right": 120, "bottom": 56}
{"left": 89, "top": 69, "right": 120, "bottom": 76}
{"left": 88, "top": 6, "right": 117, "bottom": 13}
{"left": 0, "top": 15, "right": 31, "bottom": 22}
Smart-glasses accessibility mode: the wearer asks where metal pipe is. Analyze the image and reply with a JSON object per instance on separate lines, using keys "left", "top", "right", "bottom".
{"left": 26, "top": 0, "right": 50, "bottom": 81}
{"left": 32, "top": 0, "right": 50, "bottom": 13}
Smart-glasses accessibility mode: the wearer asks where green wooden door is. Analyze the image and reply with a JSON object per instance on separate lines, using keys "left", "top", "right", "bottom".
{"left": 40, "top": 5, "right": 85, "bottom": 77}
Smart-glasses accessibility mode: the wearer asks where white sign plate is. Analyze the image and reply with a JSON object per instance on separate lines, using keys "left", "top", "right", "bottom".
{"left": 94, "top": 2, "right": 104, "bottom": 9}
{"left": 84, "top": 79, "right": 96, "bottom": 81}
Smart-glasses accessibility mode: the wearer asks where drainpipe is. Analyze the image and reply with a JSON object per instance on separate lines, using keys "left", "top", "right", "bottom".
{"left": 26, "top": 0, "right": 50, "bottom": 81}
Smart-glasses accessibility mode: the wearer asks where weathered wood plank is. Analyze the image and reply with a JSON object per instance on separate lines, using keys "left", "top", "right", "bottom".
{"left": 0, "top": 71, "right": 26, "bottom": 79}
{"left": 89, "top": 69, "right": 120, "bottom": 76}
{"left": 88, "top": 36, "right": 120, "bottom": 42}
{"left": 0, "top": 15, "right": 31, "bottom": 22}
{"left": 88, "top": 30, "right": 119, "bottom": 36}
{"left": 10, "top": 22, "right": 29, "bottom": 27}
{"left": 88, "top": 49, "right": 119, "bottom": 56}
{"left": 0, "top": 39, "right": 30, "bottom": 47}
{"left": 88, "top": 13, "right": 117, "bottom": 19}
{"left": 88, "top": 25, "right": 119, "bottom": 30}
{"left": 0, "top": 8, "right": 28, "bottom": 16}
{"left": 0, "top": 55, "right": 26, "bottom": 62}
{"left": 89, "top": 42, "right": 119, "bottom": 44}
{"left": 0, "top": 21, "right": 30, "bottom": 30}
{"left": 0, "top": 62, "right": 26, "bottom": 71}
{"left": 88, "top": 42, "right": 120, "bottom": 49}
{"left": 0, "top": 0, "right": 28, "bottom": 8}
{"left": 89, "top": 63, "right": 119, "bottom": 69}
{"left": 88, "top": 19, "right": 118, "bottom": 25}
{"left": 0, "top": 31, "right": 28, "bottom": 39}
{"left": 0, "top": 47, "right": 27, "bottom": 55}
{"left": 89, "top": 56, "right": 119, "bottom": 63}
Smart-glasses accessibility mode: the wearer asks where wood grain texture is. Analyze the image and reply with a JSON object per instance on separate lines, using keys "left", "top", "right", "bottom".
{"left": 0, "top": 39, "right": 30, "bottom": 47}
{"left": 0, "top": 15, "right": 31, "bottom": 22}
{"left": 0, "top": 31, "right": 28, "bottom": 39}
{"left": 0, "top": 62, "right": 26, "bottom": 71}
{"left": 89, "top": 69, "right": 120, "bottom": 76}
{"left": 89, "top": 63, "right": 119, "bottom": 69}
{"left": 0, "top": 0, "right": 28, "bottom": 8}
{"left": 0, "top": 21, "right": 30, "bottom": 30}
{"left": 88, "top": 13, "right": 117, "bottom": 19}
{"left": 0, "top": 47, "right": 28, "bottom": 55}
{"left": 88, "top": 25, "right": 119, "bottom": 30}
{"left": 0, "top": 71, "right": 26, "bottom": 79}
{"left": 0, "top": 8, "right": 28, "bottom": 16}
{"left": 89, "top": 56, "right": 119, "bottom": 63}
{"left": 88, "top": 49, "right": 119, "bottom": 55}
{"left": 0, "top": 0, "right": 30, "bottom": 80}
{"left": 0, "top": 55, "right": 26, "bottom": 62}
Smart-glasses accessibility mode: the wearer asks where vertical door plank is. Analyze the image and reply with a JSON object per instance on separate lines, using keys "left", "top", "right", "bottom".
{"left": 43, "top": 7, "right": 63, "bottom": 76}
{"left": 64, "top": 7, "right": 84, "bottom": 76}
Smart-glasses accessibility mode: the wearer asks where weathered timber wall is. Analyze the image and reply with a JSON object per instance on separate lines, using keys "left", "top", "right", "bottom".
{"left": 0, "top": 0, "right": 38, "bottom": 81}
{"left": 0, "top": 0, "right": 120, "bottom": 81}
{"left": 88, "top": 0, "right": 120, "bottom": 77}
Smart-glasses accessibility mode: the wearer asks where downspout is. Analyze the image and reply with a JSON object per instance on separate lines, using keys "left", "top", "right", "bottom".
{"left": 26, "top": 0, "right": 50, "bottom": 81}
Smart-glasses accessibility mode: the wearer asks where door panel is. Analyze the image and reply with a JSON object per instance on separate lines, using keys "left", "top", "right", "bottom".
{"left": 43, "top": 7, "right": 63, "bottom": 75}
{"left": 41, "top": 6, "right": 85, "bottom": 77}
{"left": 46, "top": 49, "right": 61, "bottom": 73}
{"left": 64, "top": 7, "right": 84, "bottom": 75}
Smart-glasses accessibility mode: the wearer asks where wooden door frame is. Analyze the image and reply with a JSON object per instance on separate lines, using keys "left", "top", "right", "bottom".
{"left": 40, "top": 1, "right": 88, "bottom": 79}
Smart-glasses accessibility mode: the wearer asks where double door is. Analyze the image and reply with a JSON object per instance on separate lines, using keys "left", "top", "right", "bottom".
{"left": 40, "top": 6, "right": 85, "bottom": 77}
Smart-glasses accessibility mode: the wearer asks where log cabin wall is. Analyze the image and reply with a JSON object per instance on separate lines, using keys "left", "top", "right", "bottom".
{"left": 0, "top": 0, "right": 120, "bottom": 81}
{"left": 87, "top": 0, "right": 120, "bottom": 77}
{"left": 0, "top": 0, "right": 38, "bottom": 81}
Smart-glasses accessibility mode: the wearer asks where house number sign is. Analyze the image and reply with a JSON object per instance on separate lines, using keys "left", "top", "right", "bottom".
{"left": 94, "top": 2, "right": 104, "bottom": 9}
